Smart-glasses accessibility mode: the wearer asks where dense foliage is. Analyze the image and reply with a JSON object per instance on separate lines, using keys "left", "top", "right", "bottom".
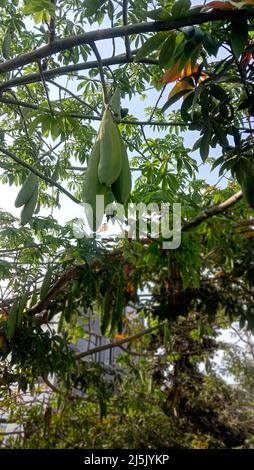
{"left": 1, "top": 0, "right": 254, "bottom": 448}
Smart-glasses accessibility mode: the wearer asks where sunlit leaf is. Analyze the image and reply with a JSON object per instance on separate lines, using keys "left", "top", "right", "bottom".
{"left": 168, "top": 80, "right": 194, "bottom": 100}
{"left": 160, "top": 60, "right": 200, "bottom": 83}
{"left": 134, "top": 32, "right": 170, "bottom": 62}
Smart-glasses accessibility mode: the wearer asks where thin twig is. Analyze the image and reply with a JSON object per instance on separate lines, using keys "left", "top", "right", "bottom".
{"left": 47, "top": 79, "right": 100, "bottom": 115}
{"left": 0, "top": 9, "right": 254, "bottom": 75}
{"left": 42, "top": 374, "right": 61, "bottom": 394}
{"left": 149, "top": 84, "right": 167, "bottom": 122}
{"left": 75, "top": 323, "right": 163, "bottom": 360}
{"left": 38, "top": 140, "right": 63, "bottom": 163}
{"left": 0, "top": 145, "right": 81, "bottom": 205}
{"left": 123, "top": 0, "right": 131, "bottom": 59}
{"left": 0, "top": 95, "right": 38, "bottom": 109}
{"left": 4, "top": 90, "right": 31, "bottom": 141}
{"left": 141, "top": 125, "right": 163, "bottom": 161}
{"left": 182, "top": 191, "right": 243, "bottom": 231}
{"left": 37, "top": 60, "right": 54, "bottom": 115}
{"left": 0, "top": 430, "right": 24, "bottom": 436}
{"left": 0, "top": 244, "right": 43, "bottom": 254}
{"left": 90, "top": 42, "right": 108, "bottom": 104}
{"left": 231, "top": 47, "right": 251, "bottom": 100}
{"left": 48, "top": 0, "right": 56, "bottom": 44}
{"left": 0, "top": 97, "right": 186, "bottom": 127}
{"left": 0, "top": 55, "right": 158, "bottom": 92}
{"left": 28, "top": 267, "right": 80, "bottom": 316}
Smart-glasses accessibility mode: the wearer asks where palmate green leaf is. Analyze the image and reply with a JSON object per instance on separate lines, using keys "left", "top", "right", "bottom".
{"left": 146, "top": 8, "right": 171, "bottom": 21}
{"left": 50, "top": 117, "right": 61, "bottom": 140}
{"left": 22, "top": 0, "right": 56, "bottom": 15}
{"left": 166, "top": 173, "right": 179, "bottom": 194}
{"left": 134, "top": 31, "right": 170, "bottom": 62}
{"left": 29, "top": 114, "right": 49, "bottom": 136}
{"left": 184, "top": 158, "right": 195, "bottom": 177}
{"left": 29, "top": 113, "right": 75, "bottom": 140}
{"left": 41, "top": 115, "right": 54, "bottom": 138}
{"left": 171, "top": 0, "right": 191, "bottom": 19}
{"left": 231, "top": 19, "right": 248, "bottom": 59}
{"left": 84, "top": 0, "right": 107, "bottom": 18}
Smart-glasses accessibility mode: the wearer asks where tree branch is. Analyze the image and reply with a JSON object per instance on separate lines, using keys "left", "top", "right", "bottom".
{"left": 0, "top": 244, "right": 43, "bottom": 254}
{"left": 0, "top": 55, "right": 158, "bottom": 92}
{"left": 182, "top": 191, "right": 243, "bottom": 231}
{"left": 75, "top": 323, "right": 163, "bottom": 360}
{"left": 68, "top": 112, "right": 185, "bottom": 128}
{"left": 3, "top": 90, "right": 31, "bottom": 143}
{"left": 0, "top": 430, "right": 24, "bottom": 436}
{"left": 0, "top": 9, "right": 254, "bottom": 75}
{"left": 90, "top": 42, "right": 109, "bottom": 104}
{"left": 42, "top": 374, "right": 61, "bottom": 394}
{"left": 123, "top": 0, "right": 131, "bottom": 59}
{"left": 37, "top": 60, "right": 54, "bottom": 115}
{"left": 28, "top": 266, "right": 81, "bottom": 316}
{"left": 0, "top": 145, "right": 81, "bottom": 205}
{"left": 9, "top": 192, "right": 244, "bottom": 319}
{"left": 47, "top": 79, "right": 101, "bottom": 115}
{"left": 234, "top": 218, "right": 254, "bottom": 227}
{"left": 0, "top": 95, "right": 186, "bottom": 127}
{"left": 48, "top": 0, "right": 56, "bottom": 45}
{"left": 0, "top": 95, "right": 38, "bottom": 109}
